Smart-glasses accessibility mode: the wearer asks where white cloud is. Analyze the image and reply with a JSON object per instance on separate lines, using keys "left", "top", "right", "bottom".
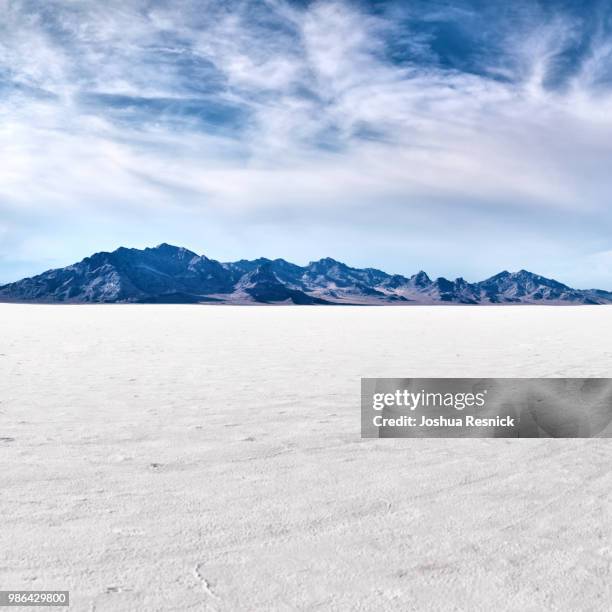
{"left": 0, "top": 0, "right": 612, "bottom": 287}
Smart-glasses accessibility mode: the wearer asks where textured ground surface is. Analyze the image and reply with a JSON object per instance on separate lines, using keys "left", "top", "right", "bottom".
{"left": 1, "top": 305, "right": 611, "bottom": 611}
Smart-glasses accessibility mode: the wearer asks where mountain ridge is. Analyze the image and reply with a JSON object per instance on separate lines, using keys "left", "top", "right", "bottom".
{"left": 1, "top": 243, "right": 611, "bottom": 305}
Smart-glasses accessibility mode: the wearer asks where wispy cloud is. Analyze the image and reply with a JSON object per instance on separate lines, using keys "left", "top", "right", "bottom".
{"left": 1, "top": 0, "right": 612, "bottom": 287}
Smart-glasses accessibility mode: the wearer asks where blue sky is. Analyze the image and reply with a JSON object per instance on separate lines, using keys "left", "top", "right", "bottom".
{"left": 1, "top": 0, "right": 612, "bottom": 287}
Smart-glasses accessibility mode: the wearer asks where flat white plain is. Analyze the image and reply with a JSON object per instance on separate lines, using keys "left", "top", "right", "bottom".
{"left": 1, "top": 305, "right": 611, "bottom": 612}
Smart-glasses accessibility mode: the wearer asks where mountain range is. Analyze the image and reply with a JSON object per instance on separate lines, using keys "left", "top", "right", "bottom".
{"left": 1, "top": 243, "right": 611, "bottom": 305}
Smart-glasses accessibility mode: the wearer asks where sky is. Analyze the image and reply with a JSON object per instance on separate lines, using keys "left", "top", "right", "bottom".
{"left": 1, "top": 0, "right": 612, "bottom": 287}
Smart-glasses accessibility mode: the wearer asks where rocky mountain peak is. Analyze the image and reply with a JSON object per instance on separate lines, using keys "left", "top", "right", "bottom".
{"left": 0, "top": 246, "right": 609, "bottom": 305}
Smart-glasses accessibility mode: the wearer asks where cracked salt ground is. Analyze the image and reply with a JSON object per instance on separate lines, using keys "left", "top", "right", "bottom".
{"left": 0, "top": 304, "right": 611, "bottom": 611}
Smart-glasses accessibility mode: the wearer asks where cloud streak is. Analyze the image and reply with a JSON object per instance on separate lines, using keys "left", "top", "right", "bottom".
{"left": 1, "top": 0, "right": 612, "bottom": 287}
